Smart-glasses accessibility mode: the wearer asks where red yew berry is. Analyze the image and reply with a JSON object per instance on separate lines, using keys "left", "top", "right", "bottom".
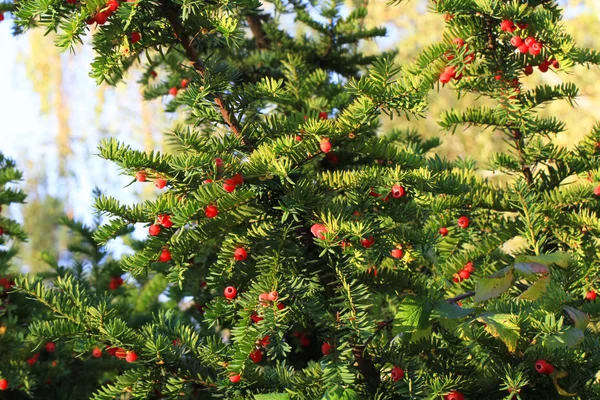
{"left": 229, "top": 373, "right": 241, "bottom": 383}
{"left": 391, "top": 366, "right": 405, "bottom": 381}
{"left": 535, "top": 359, "right": 554, "bottom": 374}
{"left": 261, "top": 336, "right": 271, "bottom": 346}
{"left": 180, "top": 79, "right": 189, "bottom": 88}
{"left": 205, "top": 205, "right": 219, "bottom": 218}
{"left": 130, "top": 31, "right": 141, "bottom": 43}
{"left": 439, "top": 73, "right": 452, "bottom": 84}
{"left": 392, "top": 184, "right": 406, "bottom": 198}
{"left": 150, "top": 70, "right": 157, "bottom": 78}
{"left": 500, "top": 19, "right": 516, "bottom": 32}
{"left": 539, "top": 63, "right": 549, "bottom": 73}
{"left": 159, "top": 248, "right": 172, "bottom": 262}
{"left": 452, "top": 37, "right": 465, "bottom": 47}
{"left": 443, "top": 66, "right": 457, "bottom": 78}
{"left": 551, "top": 59, "right": 559, "bottom": 69}
{"left": 95, "top": 10, "right": 111, "bottom": 24}
{"left": 510, "top": 36, "right": 523, "bottom": 47}
{"left": 276, "top": 302, "right": 285, "bottom": 310}
{"left": 524, "top": 65, "right": 534, "bottom": 75}
{"left": 295, "top": 135, "right": 303, "bottom": 141}
{"left": 445, "top": 392, "right": 465, "bottom": 400}
{"left": 525, "top": 37, "right": 536, "bottom": 47}
{"left": 224, "top": 286, "right": 237, "bottom": 299}
{"left": 268, "top": 291, "right": 278, "bottom": 301}
{"left": 517, "top": 44, "right": 530, "bottom": 54}
{"left": 439, "top": 227, "right": 449, "bottom": 236}
{"left": 391, "top": 248, "right": 404, "bottom": 259}
{"left": 135, "top": 171, "right": 147, "bottom": 182}
{"left": 232, "top": 173, "right": 244, "bottom": 186}
{"left": 45, "top": 342, "right": 56, "bottom": 353}
{"left": 223, "top": 179, "right": 236, "bottom": 193}
{"left": 157, "top": 214, "right": 173, "bottom": 228}
{"left": 463, "top": 262, "right": 476, "bottom": 272}
{"left": 249, "top": 349, "right": 263, "bottom": 363}
{"left": 27, "top": 354, "right": 39, "bottom": 366}
{"left": 125, "top": 351, "right": 138, "bottom": 363}
{"left": 361, "top": 236, "right": 375, "bottom": 249}
{"left": 529, "top": 42, "right": 542, "bottom": 56}
{"left": 585, "top": 290, "right": 597, "bottom": 301}
{"left": 457, "top": 216, "right": 470, "bottom": 228}
{"left": 106, "top": 346, "right": 118, "bottom": 356}
{"left": 310, "top": 223, "right": 328, "bottom": 239}
{"left": 458, "top": 269, "right": 471, "bottom": 280}
{"left": 233, "top": 247, "right": 247, "bottom": 261}
{"left": 320, "top": 138, "right": 332, "bottom": 153}
{"left": 251, "top": 312, "right": 264, "bottom": 323}
{"left": 168, "top": 87, "right": 178, "bottom": 96}
{"left": 86, "top": 17, "right": 96, "bottom": 24}
{"left": 517, "top": 22, "right": 528, "bottom": 29}
{"left": 0, "top": 378, "right": 7, "bottom": 391}
{"left": 107, "top": 0, "right": 119, "bottom": 11}
{"left": 215, "top": 158, "right": 224, "bottom": 168}
{"left": 92, "top": 347, "right": 102, "bottom": 358}
{"left": 258, "top": 293, "right": 270, "bottom": 305}
{"left": 154, "top": 178, "right": 167, "bottom": 189}
{"left": 149, "top": 224, "right": 161, "bottom": 236}
{"left": 319, "top": 111, "right": 328, "bottom": 120}
{"left": 594, "top": 186, "right": 600, "bottom": 197}
{"left": 321, "top": 342, "right": 333, "bottom": 355}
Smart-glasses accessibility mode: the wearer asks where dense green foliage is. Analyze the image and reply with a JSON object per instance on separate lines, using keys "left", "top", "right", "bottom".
{"left": 2, "top": 0, "right": 600, "bottom": 399}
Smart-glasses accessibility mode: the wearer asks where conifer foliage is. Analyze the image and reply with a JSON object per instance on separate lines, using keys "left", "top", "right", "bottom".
{"left": 5, "top": 0, "right": 600, "bottom": 399}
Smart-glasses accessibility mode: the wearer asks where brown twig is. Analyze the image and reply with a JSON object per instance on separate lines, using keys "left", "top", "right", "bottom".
{"left": 246, "top": 15, "right": 269, "bottom": 50}
{"left": 446, "top": 291, "right": 475, "bottom": 303}
{"left": 164, "top": 8, "right": 243, "bottom": 137}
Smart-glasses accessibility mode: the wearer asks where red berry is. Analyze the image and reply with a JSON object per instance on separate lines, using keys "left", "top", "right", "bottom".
{"left": 106, "top": 346, "right": 118, "bottom": 356}
{"left": 223, "top": 179, "right": 236, "bottom": 193}
{"left": 391, "top": 184, "right": 406, "bottom": 198}
{"left": 445, "top": 392, "right": 464, "bottom": 400}
{"left": 510, "top": 36, "right": 523, "bottom": 47}
{"left": 452, "top": 37, "right": 465, "bottom": 47}
{"left": 458, "top": 269, "right": 471, "bottom": 280}
{"left": 463, "top": 262, "right": 476, "bottom": 272}
{"left": 107, "top": 0, "right": 119, "bottom": 11}
{"left": 92, "top": 347, "right": 102, "bottom": 358}
{"left": 517, "top": 44, "right": 529, "bottom": 53}
{"left": 258, "top": 293, "right": 270, "bottom": 305}
{"left": 535, "top": 359, "right": 554, "bottom": 374}
{"left": 391, "top": 366, "right": 404, "bottom": 381}
{"left": 249, "top": 349, "right": 263, "bottom": 363}
{"left": 551, "top": 59, "right": 559, "bottom": 69}
{"left": 457, "top": 216, "right": 470, "bottom": 228}
{"left": 0, "top": 13, "right": 4, "bottom": 22}
{"left": 251, "top": 312, "right": 264, "bottom": 323}
{"left": 0, "top": 378, "right": 7, "bottom": 391}
{"left": 525, "top": 37, "right": 536, "bottom": 47}
{"left": 539, "top": 63, "right": 549, "bottom": 73}
{"left": 234, "top": 247, "right": 247, "bottom": 261}
{"left": 232, "top": 173, "right": 244, "bottom": 186}
{"left": 149, "top": 224, "right": 161, "bottom": 236}
{"left": 261, "top": 335, "right": 271, "bottom": 346}
{"left": 439, "top": 73, "right": 452, "bottom": 84}
{"left": 443, "top": 66, "right": 456, "bottom": 77}
{"left": 361, "top": 236, "right": 375, "bottom": 249}
{"left": 585, "top": 290, "right": 597, "bottom": 301}
{"left": 391, "top": 248, "right": 404, "bottom": 259}
{"left": 95, "top": 10, "right": 111, "bottom": 24}
{"left": 529, "top": 42, "right": 542, "bottom": 56}
{"left": 205, "top": 205, "right": 219, "bottom": 218}
{"left": 135, "top": 171, "right": 147, "bottom": 182}
{"left": 229, "top": 373, "right": 241, "bottom": 383}
{"left": 204, "top": 179, "right": 213, "bottom": 184}
{"left": 224, "top": 286, "right": 237, "bottom": 299}
{"left": 45, "top": 342, "right": 56, "bottom": 353}
{"left": 154, "top": 178, "right": 167, "bottom": 189}
{"left": 157, "top": 214, "right": 173, "bottom": 228}
{"left": 517, "top": 22, "right": 528, "bottom": 29}
{"left": 439, "top": 227, "right": 449, "bottom": 236}
{"left": 524, "top": 65, "right": 534, "bottom": 75}
{"left": 321, "top": 342, "right": 333, "bottom": 355}
{"left": 320, "top": 138, "right": 332, "bottom": 153}
{"left": 268, "top": 291, "right": 278, "bottom": 301}
{"left": 168, "top": 87, "right": 178, "bottom": 96}
{"left": 150, "top": 70, "right": 157, "bottom": 78}
{"left": 319, "top": 111, "right": 328, "bottom": 120}
{"left": 295, "top": 135, "right": 303, "bottom": 141}
{"left": 594, "top": 186, "right": 600, "bottom": 197}
{"left": 310, "top": 223, "right": 328, "bottom": 239}
{"left": 215, "top": 158, "right": 224, "bottom": 168}
{"left": 500, "top": 19, "right": 516, "bottom": 32}
{"left": 276, "top": 302, "right": 285, "bottom": 310}
{"left": 159, "top": 249, "right": 172, "bottom": 262}
{"left": 180, "top": 79, "right": 189, "bottom": 88}
{"left": 125, "top": 351, "right": 138, "bottom": 363}
{"left": 130, "top": 31, "right": 141, "bottom": 43}
{"left": 86, "top": 17, "right": 96, "bottom": 24}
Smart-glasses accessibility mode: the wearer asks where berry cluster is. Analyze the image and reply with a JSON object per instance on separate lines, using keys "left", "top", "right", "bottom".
{"left": 106, "top": 346, "right": 138, "bottom": 363}
{"left": 439, "top": 38, "right": 474, "bottom": 84}
{"left": 85, "top": 0, "right": 119, "bottom": 25}
{"left": 168, "top": 78, "right": 190, "bottom": 97}
{"left": 223, "top": 173, "right": 244, "bottom": 193}
{"left": 453, "top": 261, "right": 476, "bottom": 283}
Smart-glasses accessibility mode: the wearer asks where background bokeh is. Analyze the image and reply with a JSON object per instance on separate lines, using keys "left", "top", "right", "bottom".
{"left": 0, "top": 0, "right": 599, "bottom": 272}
